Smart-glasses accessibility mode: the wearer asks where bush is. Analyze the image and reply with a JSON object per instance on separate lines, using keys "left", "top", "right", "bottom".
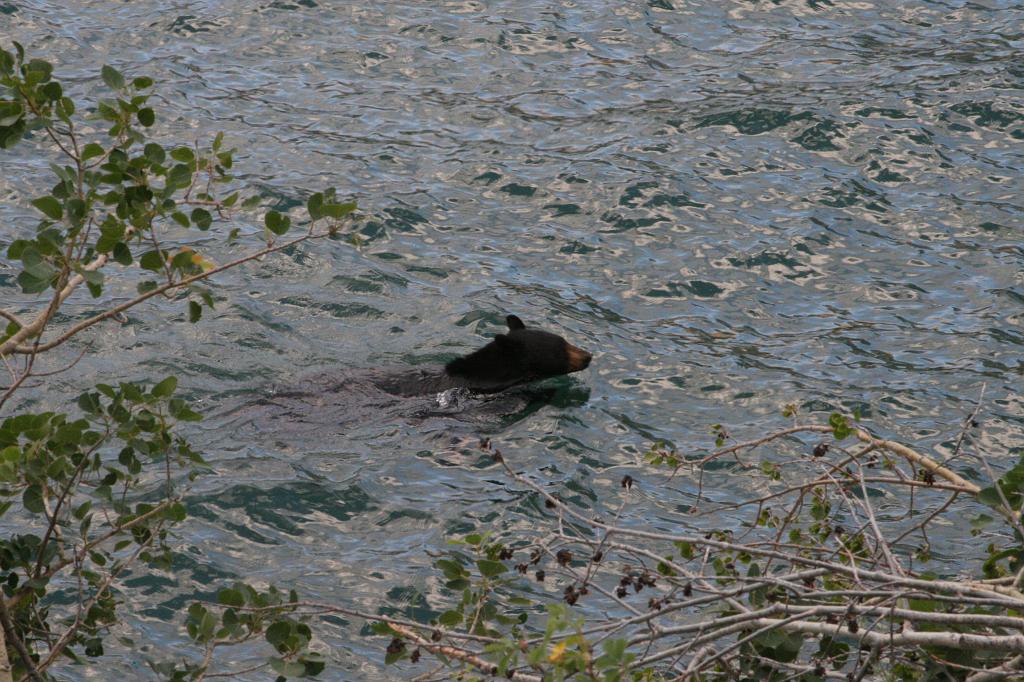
{"left": 371, "top": 409, "right": 1024, "bottom": 681}
{"left": 0, "top": 44, "right": 353, "bottom": 680}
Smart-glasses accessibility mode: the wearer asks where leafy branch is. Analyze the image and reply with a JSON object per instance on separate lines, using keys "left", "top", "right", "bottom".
{"left": 1, "top": 44, "right": 356, "bottom": 680}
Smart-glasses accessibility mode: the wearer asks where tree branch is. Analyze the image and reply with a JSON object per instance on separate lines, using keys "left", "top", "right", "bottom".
{"left": 5, "top": 229, "right": 333, "bottom": 357}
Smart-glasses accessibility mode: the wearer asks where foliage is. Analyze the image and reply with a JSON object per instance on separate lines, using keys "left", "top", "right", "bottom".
{"left": 1, "top": 44, "right": 355, "bottom": 679}
{"left": 369, "top": 410, "right": 1024, "bottom": 681}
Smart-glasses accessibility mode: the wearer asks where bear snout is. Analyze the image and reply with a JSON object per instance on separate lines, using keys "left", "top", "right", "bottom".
{"left": 565, "top": 344, "right": 592, "bottom": 372}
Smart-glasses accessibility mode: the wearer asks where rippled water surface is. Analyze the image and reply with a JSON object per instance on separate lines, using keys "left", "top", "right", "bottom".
{"left": 2, "top": 0, "right": 1023, "bottom": 678}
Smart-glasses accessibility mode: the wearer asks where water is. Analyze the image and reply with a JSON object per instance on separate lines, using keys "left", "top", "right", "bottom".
{"left": 1, "top": 0, "right": 1022, "bottom": 678}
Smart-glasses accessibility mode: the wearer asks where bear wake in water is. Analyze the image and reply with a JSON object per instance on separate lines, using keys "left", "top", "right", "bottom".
{"left": 228, "top": 315, "right": 593, "bottom": 438}
{"left": 372, "top": 315, "right": 592, "bottom": 396}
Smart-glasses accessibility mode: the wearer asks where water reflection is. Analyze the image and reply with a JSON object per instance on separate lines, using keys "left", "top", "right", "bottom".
{"left": 1, "top": 0, "right": 1021, "bottom": 677}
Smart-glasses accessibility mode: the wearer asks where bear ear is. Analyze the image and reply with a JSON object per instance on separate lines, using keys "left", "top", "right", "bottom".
{"left": 506, "top": 315, "right": 526, "bottom": 331}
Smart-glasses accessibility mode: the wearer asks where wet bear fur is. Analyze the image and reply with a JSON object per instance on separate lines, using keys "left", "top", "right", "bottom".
{"left": 373, "top": 315, "right": 592, "bottom": 397}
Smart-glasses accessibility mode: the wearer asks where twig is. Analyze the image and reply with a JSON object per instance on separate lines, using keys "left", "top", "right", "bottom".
{"left": 386, "top": 622, "right": 542, "bottom": 682}
{"left": 6, "top": 229, "right": 335, "bottom": 356}
{"left": 0, "top": 309, "right": 24, "bottom": 328}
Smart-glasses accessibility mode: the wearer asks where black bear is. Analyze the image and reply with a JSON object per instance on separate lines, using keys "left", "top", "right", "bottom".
{"left": 373, "top": 315, "right": 592, "bottom": 397}
{"left": 230, "top": 315, "right": 592, "bottom": 436}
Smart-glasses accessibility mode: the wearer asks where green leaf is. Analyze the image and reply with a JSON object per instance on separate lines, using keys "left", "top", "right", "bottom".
{"left": 171, "top": 250, "right": 193, "bottom": 271}
{"left": 370, "top": 622, "right": 399, "bottom": 637}
{"left": 137, "top": 108, "right": 155, "bottom": 127}
{"left": 81, "top": 142, "right": 105, "bottom": 161}
{"left": 80, "top": 269, "right": 103, "bottom": 287}
{"left": 41, "top": 81, "right": 62, "bottom": 101}
{"left": 17, "top": 270, "right": 51, "bottom": 293}
{"left": 435, "top": 559, "right": 465, "bottom": 580}
{"left": 166, "top": 163, "right": 192, "bottom": 190}
{"left": 264, "top": 210, "right": 290, "bottom": 236}
{"left": 77, "top": 391, "right": 101, "bottom": 414}
{"left": 23, "top": 484, "right": 44, "bottom": 513}
{"left": 31, "top": 195, "right": 62, "bottom": 220}
{"left": 17, "top": 272, "right": 50, "bottom": 293}
{"left": 66, "top": 198, "right": 86, "bottom": 224}
{"left": 0, "top": 100, "right": 24, "bottom": 127}
{"left": 189, "top": 300, "right": 201, "bottom": 323}
{"left": 301, "top": 656, "right": 325, "bottom": 677}
{"left": 321, "top": 201, "right": 356, "bottom": 220}
{"left": 476, "top": 559, "right": 507, "bottom": 578}
{"left": 978, "top": 486, "right": 1005, "bottom": 509}
{"left": 57, "top": 97, "right": 75, "bottom": 121}
{"left": 21, "top": 247, "right": 57, "bottom": 282}
{"left": 266, "top": 620, "right": 292, "bottom": 649}
{"left": 170, "top": 147, "right": 195, "bottom": 164}
{"left": 169, "top": 399, "right": 203, "bottom": 422}
{"left": 7, "top": 239, "right": 29, "bottom": 260}
{"left": 96, "top": 100, "right": 118, "bottom": 122}
{"left": 829, "top": 412, "right": 852, "bottom": 440}
{"left": 101, "top": 64, "right": 125, "bottom": 91}
{"left": 139, "top": 250, "right": 164, "bottom": 271}
{"left": 438, "top": 610, "right": 462, "bottom": 627}
{"left": 151, "top": 376, "right": 177, "bottom": 398}
{"left": 143, "top": 142, "right": 165, "bottom": 164}
{"left": 190, "top": 208, "right": 212, "bottom": 230}
{"left": 167, "top": 501, "right": 187, "bottom": 522}
{"left": 212, "top": 131, "right": 224, "bottom": 152}
{"left": 0, "top": 117, "right": 27, "bottom": 149}
{"left": 218, "top": 587, "right": 245, "bottom": 607}
{"left": 71, "top": 501, "right": 94, "bottom": 525}
{"left": 24, "top": 59, "right": 53, "bottom": 85}
{"left": 132, "top": 76, "right": 154, "bottom": 89}
{"left": 307, "top": 192, "right": 324, "bottom": 220}
{"left": 112, "top": 241, "right": 132, "bottom": 265}
{"left": 121, "top": 382, "right": 144, "bottom": 403}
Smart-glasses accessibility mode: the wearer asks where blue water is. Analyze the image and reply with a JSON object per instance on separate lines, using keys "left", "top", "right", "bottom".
{"left": 1, "top": 0, "right": 1022, "bottom": 678}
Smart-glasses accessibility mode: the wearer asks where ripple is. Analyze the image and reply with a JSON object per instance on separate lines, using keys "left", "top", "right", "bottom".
{"left": 2, "top": 0, "right": 1022, "bottom": 676}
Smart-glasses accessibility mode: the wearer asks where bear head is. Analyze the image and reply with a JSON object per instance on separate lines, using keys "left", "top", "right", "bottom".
{"left": 444, "top": 315, "right": 592, "bottom": 392}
